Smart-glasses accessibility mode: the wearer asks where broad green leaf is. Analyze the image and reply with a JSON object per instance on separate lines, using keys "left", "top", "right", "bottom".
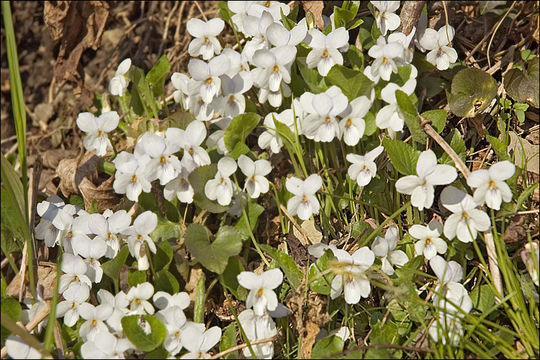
{"left": 154, "top": 270, "right": 179, "bottom": 294}
{"left": 128, "top": 270, "right": 146, "bottom": 287}
{"left": 312, "top": 335, "right": 344, "bottom": 359}
{"left": 308, "top": 250, "right": 334, "bottom": 295}
{"left": 145, "top": 346, "right": 169, "bottom": 359}
{"left": 345, "top": 44, "right": 364, "bottom": 71}
{"left": 228, "top": 142, "right": 250, "bottom": 160}
{"left": 364, "top": 111, "right": 377, "bottom": 136}
{"left": 333, "top": 6, "right": 357, "bottom": 29}
{"left": 515, "top": 183, "right": 538, "bottom": 212}
{"left": 151, "top": 218, "right": 182, "bottom": 244}
{"left": 395, "top": 90, "right": 426, "bottom": 143}
{"left": 152, "top": 241, "right": 174, "bottom": 271}
{"left": 486, "top": 134, "right": 509, "bottom": 161}
{"left": 219, "top": 256, "right": 245, "bottom": 299}
{"left": 1, "top": 154, "right": 30, "bottom": 243}
{"left": 224, "top": 113, "right": 260, "bottom": 152}
{"left": 102, "top": 245, "right": 130, "bottom": 289}
{"left": 418, "top": 76, "right": 446, "bottom": 97}
{"left": 188, "top": 164, "right": 229, "bottom": 213}
{"left": 184, "top": 224, "right": 242, "bottom": 274}
{"left": 235, "top": 200, "right": 264, "bottom": 241}
{"left": 260, "top": 244, "right": 302, "bottom": 289}
{"left": 440, "top": 129, "right": 466, "bottom": 165}
{"left": 296, "top": 59, "right": 326, "bottom": 94}
{"left": 470, "top": 284, "right": 495, "bottom": 313}
{"left": 121, "top": 315, "right": 166, "bottom": 352}
{"left": 382, "top": 138, "right": 421, "bottom": 175}
{"left": 132, "top": 67, "right": 158, "bottom": 118}
{"left": 146, "top": 55, "right": 171, "bottom": 98}
{"left": 503, "top": 57, "right": 539, "bottom": 107}
{"left": 220, "top": 323, "right": 239, "bottom": 359}
{"left": 218, "top": 1, "right": 233, "bottom": 23}
{"left": 447, "top": 68, "right": 497, "bottom": 118}
{"left": 421, "top": 109, "right": 447, "bottom": 133}
{"left": 1, "top": 297, "right": 21, "bottom": 323}
{"left": 326, "top": 65, "right": 373, "bottom": 101}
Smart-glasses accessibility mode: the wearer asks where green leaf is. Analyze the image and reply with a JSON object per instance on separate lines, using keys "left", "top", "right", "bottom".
{"left": 515, "top": 183, "right": 538, "bottom": 212}
{"left": 312, "top": 335, "right": 344, "bottom": 359}
{"left": 220, "top": 323, "right": 238, "bottom": 359}
{"left": 326, "top": 65, "right": 373, "bottom": 101}
{"left": 185, "top": 224, "right": 243, "bottom": 274}
{"left": 503, "top": 57, "right": 539, "bottom": 107}
{"left": 146, "top": 55, "right": 171, "bottom": 98}
{"left": 145, "top": 346, "right": 169, "bottom": 359}
{"left": 395, "top": 90, "right": 426, "bottom": 144}
{"left": 364, "top": 112, "right": 377, "bottom": 136}
{"left": 235, "top": 200, "right": 264, "bottom": 240}
{"left": 128, "top": 270, "right": 146, "bottom": 287}
{"left": 470, "top": 284, "right": 495, "bottom": 313}
{"left": 188, "top": 164, "right": 229, "bottom": 213}
{"left": 152, "top": 241, "right": 174, "bottom": 271}
{"left": 151, "top": 218, "right": 182, "bottom": 243}
{"left": 121, "top": 315, "right": 166, "bottom": 352}
{"left": 296, "top": 59, "right": 326, "bottom": 94}
{"left": 421, "top": 109, "right": 447, "bottom": 133}
{"left": 154, "top": 270, "right": 179, "bottom": 294}
{"left": 447, "top": 68, "right": 497, "bottom": 118}
{"left": 1, "top": 297, "right": 21, "bottom": 322}
{"left": 260, "top": 244, "right": 302, "bottom": 289}
{"left": 218, "top": 1, "right": 233, "bottom": 23}
{"left": 1, "top": 154, "right": 31, "bottom": 243}
{"left": 224, "top": 113, "right": 260, "bottom": 152}
{"left": 219, "top": 256, "right": 245, "bottom": 299}
{"left": 441, "top": 129, "right": 466, "bottom": 165}
{"left": 228, "top": 142, "right": 250, "bottom": 160}
{"left": 308, "top": 250, "right": 334, "bottom": 295}
{"left": 419, "top": 76, "right": 447, "bottom": 97}
{"left": 382, "top": 138, "right": 421, "bottom": 175}
{"left": 102, "top": 246, "right": 130, "bottom": 289}
{"left": 486, "top": 134, "right": 510, "bottom": 161}
{"left": 193, "top": 271, "right": 205, "bottom": 323}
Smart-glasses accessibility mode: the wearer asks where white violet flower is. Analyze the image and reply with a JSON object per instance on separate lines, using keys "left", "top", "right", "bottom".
{"left": 409, "top": 220, "right": 447, "bottom": 260}
{"left": 330, "top": 247, "right": 375, "bottom": 304}
{"left": 346, "top": 145, "right": 384, "bottom": 187}
{"left": 467, "top": 160, "right": 515, "bottom": 210}
{"left": 238, "top": 155, "right": 272, "bottom": 199}
{"left": 187, "top": 18, "right": 225, "bottom": 60}
{"left": 204, "top": 156, "right": 238, "bottom": 206}
{"left": 286, "top": 174, "right": 323, "bottom": 220}
{"left": 238, "top": 268, "right": 284, "bottom": 316}
{"left": 76, "top": 111, "right": 119, "bottom": 156}
{"left": 371, "top": 226, "right": 408, "bottom": 275}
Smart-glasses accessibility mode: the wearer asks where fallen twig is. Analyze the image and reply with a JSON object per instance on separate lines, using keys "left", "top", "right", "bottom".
{"left": 210, "top": 335, "right": 278, "bottom": 359}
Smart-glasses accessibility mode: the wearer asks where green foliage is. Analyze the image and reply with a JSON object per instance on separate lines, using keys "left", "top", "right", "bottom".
{"left": 503, "top": 56, "right": 539, "bottom": 107}
{"left": 1, "top": 297, "right": 22, "bottom": 340}
{"left": 308, "top": 250, "right": 334, "bottom": 295}
{"left": 224, "top": 113, "right": 261, "bottom": 152}
{"left": 219, "top": 256, "right": 246, "bottom": 300}
{"left": 312, "top": 335, "right": 344, "bottom": 358}
{"left": 121, "top": 315, "right": 166, "bottom": 352}
{"left": 146, "top": 54, "right": 171, "bottom": 98}
{"left": 154, "top": 270, "right": 179, "bottom": 294}
{"left": 235, "top": 200, "right": 264, "bottom": 240}
{"left": 421, "top": 109, "right": 447, "bottom": 133}
{"left": 326, "top": 65, "right": 374, "bottom": 101}
{"left": 128, "top": 270, "right": 147, "bottom": 287}
{"left": 448, "top": 68, "right": 497, "bottom": 117}
{"left": 102, "top": 246, "right": 130, "bottom": 290}
{"left": 395, "top": 90, "right": 427, "bottom": 143}
{"left": 152, "top": 240, "right": 174, "bottom": 271}
{"left": 184, "top": 224, "right": 242, "bottom": 274}
{"left": 220, "top": 323, "right": 239, "bottom": 359}
{"left": 440, "top": 129, "right": 466, "bottom": 166}
{"left": 382, "top": 138, "right": 421, "bottom": 175}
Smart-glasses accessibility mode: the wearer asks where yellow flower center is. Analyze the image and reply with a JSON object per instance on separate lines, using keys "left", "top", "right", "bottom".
{"left": 204, "top": 36, "right": 210, "bottom": 43}
{"left": 206, "top": 77, "right": 213, "bottom": 84}
{"left": 325, "top": 116, "right": 331, "bottom": 123}
{"left": 273, "top": 64, "right": 280, "bottom": 72}
{"left": 346, "top": 118, "right": 352, "bottom": 127}
{"left": 257, "top": 288, "right": 264, "bottom": 297}
{"left": 92, "top": 319, "right": 97, "bottom": 326}
{"left": 131, "top": 174, "right": 137, "bottom": 182}
{"left": 426, "top": 238, "right": 432, "bottom": 245}
{"left": 489, "top": 180, "right": 496, "bottom": 188}
{"left": 160, "top": 156, "right": 167, "bottom": 163}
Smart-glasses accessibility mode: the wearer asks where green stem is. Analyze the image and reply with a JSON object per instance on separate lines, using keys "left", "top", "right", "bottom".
{"left": 360, "top": 201, "right": 411, "bottom": 247}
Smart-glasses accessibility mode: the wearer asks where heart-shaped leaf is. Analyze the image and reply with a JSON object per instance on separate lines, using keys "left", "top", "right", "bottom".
{"left": 185, "top": 224, "right": 243, "bottom": 274}
{"left": 503, "top": 57, "right": 539, "bottom": 107}
{"left": 448, "top": 68, "right": 497, "bottom": 118}
{"left": 121, "top": 314, "right": 166, "bottom": 352}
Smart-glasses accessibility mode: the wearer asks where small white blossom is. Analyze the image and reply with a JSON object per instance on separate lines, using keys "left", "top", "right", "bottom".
{"left": 238, "top": 309, "right": 277, "bottom": 359}
{"left": 238, "top": 269, "right": 283, "bottom": 316}
{"left": 367, "top": 36, "right": 403, "bottom": 81}
{"left": 242, "top": 11, "right": 274, "bottom": 61}
{"left": 77, "top": 111, "right": 119, "bottom": 156}
{"left": 188, "top": 55, "right": 230, "bottom": 103}
{"left": 419, "top": 25, "right": 458, "bottom": 70}
{"left": 123, "top": 211, "right": 157, "bottom": 271}
{"left": 395, "top": 150, "right": 457, "bottom": 210}
{"left": 409, "top": 220, "right": 447, "bottom": 260}
{"left": 73, "top": 236, "right": 107, "bottom": 283}
{"left": 305, "top": 27, "right": 349, "bottom": 76}
{"left": 339, "top": 96, "right": 372, "bottom": 146}
{"left": 178, "top": 121, "right": 211, "bottom": 168}
{"left": 112, "top": 151, "right": 152, "bottom": 202}
{"left": 81, "top": 330, "right": 132, "bottom": 359}
{"left": 252, "top": 45, "right": 296, "bottom": 92}
{"left": 300, "top": 86, "right": 348, "bottom": 142}
{"left": 238, "top": 155, "right": 272, "bottom": 199}
{"left": 59, "top": 253, "right": 92, "bottom": 294}
{"left": 467, "top": 160, "right": 515, "bottom": 210}
{"left": 346, "top": 145, "right": 384, "bottom": 187}
{"left": 205, "top": 156, "right": 237, "bottom": 206}
{"left": 5, "top": 336, "right": 41, "bottom": 359}
{"left": 126, "top": 282, "right": 155, "bottom": 315}
{"left": 266, "top": 19, "right": 307, "bottom": 47}
{"left": 179, "top": 324, "right": 222, "bottom": 359}
{"left": 109, "top": 58, "right": 131, "bottom": 96}
{"left": 371, "top": 226, "right": 408, "bottom": 275}
{"left": 330, "top": 247, "right": 375, "bottom": 304}
{"left": 56, "top": 285, "right": 90, "bottom": 327}
{"left": 371, "top": 1, "right": 401, "bottom": 36}
{"left": 78, "top": 303, "right": 114, "bottom": 341}
{"left": 376, "top": 76, "right": 417, "bottom": 132}
{"left": 286, "top": 174, "right": 323, "bottom": 220}
{"left": 258, "top": 109, "right": 296, "bottom": 154}
{"left": 88, "top": 210, "right": 131, "bottom": 258}
{"left": 187, "top": 18, "right": 225, "bottom": 60}
{"left": 440, "top": 186, "right": 491, "bottom": 243}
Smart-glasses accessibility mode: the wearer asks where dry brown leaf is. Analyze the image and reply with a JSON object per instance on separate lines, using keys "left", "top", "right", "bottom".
{"left": 508, "top": 131, "right": 539, "bottom": 174}
{"left": 185, "top": 266, "right": 203, "bottom": 302}
{"left": 293, "top": 219, "right": 323, "bottom": 245}
{"left": 286, "top": 284, "right": 331, "bottom": 359}
{"left": 46, "top": 1, "right": 109, "bottom": 102}
{"left": 301, "top": 1, "right": 325, "bottom": 30}
{"left": 43, "top": 148, "right": 79, "bottom": 169}
{"left": 6, "top": 264, "right": 57, "bottom": 300}
{"left": 79, "top": 175, "right": 121, "bottom": 213}
{"left": 504, "top": 215, "right": 526, "bottom": 245}
{"left": 57, "top": 151, "right": 99, "bottom": 197}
